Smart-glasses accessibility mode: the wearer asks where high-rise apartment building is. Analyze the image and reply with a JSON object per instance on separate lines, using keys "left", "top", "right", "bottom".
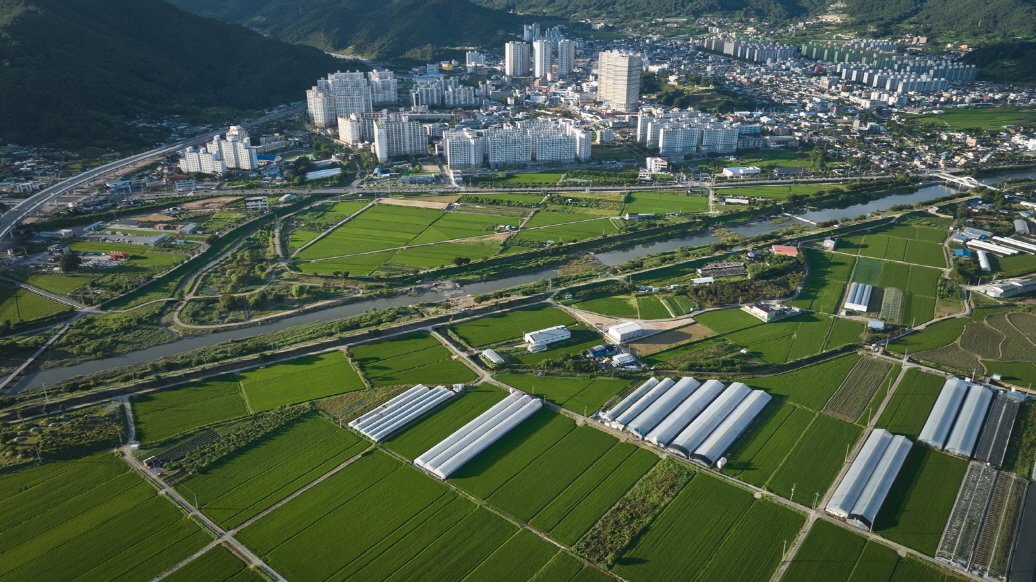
{"left": 636, "top": 108, "right": 740, "bottom": 160}
{"left": 372, "top": 114, "right": 427, "bottom": 163}
{"left": 597, "top": 51, "right": 642, "bottom": 111}
{"left": 557, "top": 39, "right": 575, "bottom": 76}
{"left": 533, "top": 40, "right": 553, "bottom": 78}
{"left": 504, "top": 41, "right": 531, "bottom": 77}
{"left": 441, "top": 119, "right": 590, "bottom": 169}
{"left": 178, "top": 126, "right": 258, "bottom": 174}
{"left": 305, "top": 70, "right": 399, "bottom": 127}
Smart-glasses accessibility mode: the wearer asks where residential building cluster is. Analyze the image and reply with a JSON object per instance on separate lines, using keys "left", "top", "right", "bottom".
{"left": 441, "top": 118, "right": 591, "bottom": 169}
{"left": 306, "top": 70, "right": 399, "bottom": 128}
{"left": 636, "top": 107, "right": 742, "bottom": 159}
{"left": 505, "top": 37, "right": 577, "bottom": 79}
{"left": 410, "top": 75, "right": 478, "bottom": 108}
{"left": 702, "top": 38, "right": 796, "bottom": 63}
{"left": 178, "top": 126, "right": 258, "bottom": 175}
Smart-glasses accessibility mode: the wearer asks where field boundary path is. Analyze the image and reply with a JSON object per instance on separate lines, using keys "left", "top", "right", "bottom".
{"left": 290, "top": 200, "right": 375, "bottom": 259}
{"left": 122, "top": 449, "right": 288, "bottom": 582}
{"left": 0, "top": 274, "right": 89, "bottom": 311}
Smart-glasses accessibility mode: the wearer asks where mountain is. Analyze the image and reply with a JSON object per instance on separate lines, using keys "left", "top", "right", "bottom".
{"left": 472, "top": 0, "right": 814, "bottom": 21}
{"left": 0, "top": 0, "right": 341, "bottom": 147}
{"left": 962, "top": 42, "right": 1036, "bottom": 84}
{"left": 840, "top": 0, "right": 1036, "bottom": 42}
{"left": 165, "top": 0, "right": 525, "bottom": 61}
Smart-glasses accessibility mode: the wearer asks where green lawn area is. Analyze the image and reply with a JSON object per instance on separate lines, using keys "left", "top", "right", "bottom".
{"left": 838, "top": 223, "right": 947, "bottom": 269}
{"left": 0, "top": 454, "right": 210, "bottom": 582}
{"left": 238, "top": 351, "right": 366, "bottom": 412}
{"left": 749, "top": 354, "right": 862, "bottom": 410}
{"left": 451, "top": 304, "right": 576, "bottom": 348}
{"left": 409, "top": 211, "right": 521, "bottom": 245}
{"left": 175, "top": 414, "right": 368, "bottom": 529}
{"left": 134, "top": 376, "right": 249, "bottom": 443}
{"left": 622, "top": 191, "right": 709, "bottom": 214}
{"left": 0, "top": 281, "right": 69, "bottom": 323}
{"left": 908, "top": 106, "right": 1036, "bottom": 131}
{"left": 874, "top": 447, "right": 969, "bottom": 556}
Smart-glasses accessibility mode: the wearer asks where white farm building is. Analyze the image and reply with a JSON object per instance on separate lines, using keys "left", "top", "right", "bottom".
{"left": 918, "top": 378, "right": 993, "bottom": 458}
{"left": 348, "top": 385, "right": 458, "bottom": 442}
{"left": 826, "top": 429, "right": 912, "bottom": 531}
{"left": 606, "top": 322, "right": 653, "bottom": 343}
{"left": 523, "top": 325, "right": 571, "bottom": 352}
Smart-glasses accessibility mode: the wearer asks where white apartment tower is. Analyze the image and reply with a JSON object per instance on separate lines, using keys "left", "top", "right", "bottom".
{"left": 505, "top": 41, "right": 531, "bottom": 77}
{"left": 178, "top": 126, "right": 257, "bottom": 174}
{"left": 533, "top": 40, "right": 553, "bottom": 78}
{"left": 557, "top": 39, "right": 575, "bottom": 76}
{"left": 441, "top": 119, "right": 590, "bottom": 169}
{"left": 597, "top": 51, "right": 642, "bottom": 111}
{"left": 373, "top": 115, "right": 427, "bottom": 163}
{"left": 305, "top": 70, "right": 398, "bottom": 128}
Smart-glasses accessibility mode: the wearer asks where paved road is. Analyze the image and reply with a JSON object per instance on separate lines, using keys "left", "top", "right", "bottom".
{"left": 0, "top": 106, "right": 303, "bottom": 241}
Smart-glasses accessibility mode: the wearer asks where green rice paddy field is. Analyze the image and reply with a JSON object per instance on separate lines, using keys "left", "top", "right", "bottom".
{"left": 162, "top": 544, "right": 263, "bottom": 582}
{"left": 622, "top": 191, "right": 709, "bottom": 214}
{"left": 133, "top": 351, "right": 365, "bottom": 442}
{"left": 0, "top": 454, "right": 210, "bottom": 582}
{"left": 782, "top": 519, "right": 965, "bottom": 582}
{"left": 494, "top": 374, "right": 634, "bottom": 415}
{"left": 875, "top": 369, "right": 945, "bottom": 439}
{"left": 0, "top": 282, "right": 69, "bottom": 323}
{"left": 615, "top": 473, "right": 805, "bottom": 582}
{"left": 837, "top": 223, "right": 947, "bottom": 269}
{"left": 572, "top": 293, "right": 694, "bottom": 320}
{"left": 351, "top": 332, "right": 477, "bottom": 388}
{"left": 176, "top": 414, "right": 369, "bottom": 529}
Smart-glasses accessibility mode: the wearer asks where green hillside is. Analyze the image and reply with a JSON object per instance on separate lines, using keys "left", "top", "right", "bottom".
{"left": 166, "top": 0, "right": 524, "bottom": 61}
{"left": 0, "top": 0, "right": 340, "bottom": 147}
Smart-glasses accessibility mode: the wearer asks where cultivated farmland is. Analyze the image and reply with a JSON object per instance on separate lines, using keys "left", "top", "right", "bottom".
{"left": 176, "top": 413, "right": 368, "bottom": 528}
{"left": 351, "top": 332, "right": 476, "bottom": 388}
{"left": 749, "top": 354, "right": 862, "bottom": 410}
{"left": 876, "top": 369, "right": 946, "bottom": 438}
{"left": 451, "top": 304, "right": 576, "bottom": 348}
{"left": 296, "top": 204, "right": 444, "bottom": 260}
{"left": 823, "top": 357, "right": 896, "bottom": 422}
{"left": 622, "top": 191, "right": 709, "bottom": 214}
{"left": 238, "top": 351, "right": 365, "bottom": 412}
{"left": 0, "top": 454, "right": 210, "bottom": 582}
{"left": 163, "top": 544, "right": 263, "bottom": 582}
{"left": 495, "top": 373, "right": 634, "bottom": 415}
{"left": 133, "top": 376, "right": 249, "bottom": 443}
{"left": 236, "top": 450, "right": 571, "bottom": 581}
{"left": 789, "top": 249, "right": 855, "bottom": 314}
{"left": 0, "top": 282, "right": 69, "bottom": 323}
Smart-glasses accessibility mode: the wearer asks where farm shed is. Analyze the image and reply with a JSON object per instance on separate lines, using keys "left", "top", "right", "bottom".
{"left": 691, "top": 389, "right": 772, "bottom": 467}
{"left": 524, "top": 325, "right": 571, "bottom": 352}
{"left": 843, "top": 282, "right": 873, "bottom": 312}
{"left": 601, "top": 378, "right": 659, "bottom": 422}
{"left": 980, "top": 278, "right": 1036, "bottom": 298}
{"left": 609, "top": 378, "right": 676, "bottom": 429}
{"left": 977, "top": 249, "right": 991, "bottom": 272}
{"left": 481, "top": 349, "right": 505, "bottom": 365}
{"left": 992, "top": 236, "right": 1036, "bottom": 254}
{"left": 972, "top": 391, "right": 1024, "bottom": 466}
{"left": 847, "top": 434, "right": 912, "bottom": 531}
{"left": 827, "top": 429, "right": 894, "bottom": 519}
{"left": 349, "top": 385, "right": 458, "bottom": 442}
{"left": 1014, "top": 219, "right": 1032, "bottom": 235}
{"left": 625, "top": 377, "right": 701, "bottom": 437}
{"left": 607, "top": 321, "right": 653, "bottom": 343}
{"left": 943, "top": 384, "right": 993, "bottom": 457}
{"left": 668, "top": 382, "right": 751, "bottom": 458}
{"left": 415, "top": 391, "right": 541, "bottom": 479}
{"left": 918, "top": 378, "right": 969, "bottom": 450}
{"left": 645, "top": 380, "right": 726, "bottom": 447}
{"left": 966, "top": 239, "right": 1019, "bottom": 257}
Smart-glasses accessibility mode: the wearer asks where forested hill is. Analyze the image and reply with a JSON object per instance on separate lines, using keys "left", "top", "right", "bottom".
{"left": 0, "top": 0, "right": 340, "bottom": 148}
{"left": 472, "top": 0, "right": 816, "bottom": 21}
{"left": 165, "top": 0, "right": 524, "bottom": 61}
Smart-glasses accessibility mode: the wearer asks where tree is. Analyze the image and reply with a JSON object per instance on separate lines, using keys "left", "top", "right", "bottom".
{"left": 59, "top": 253, "right": 81, "bottom": 272}
{"left": 453, "top": 257, "right": 472, "bottom": 266}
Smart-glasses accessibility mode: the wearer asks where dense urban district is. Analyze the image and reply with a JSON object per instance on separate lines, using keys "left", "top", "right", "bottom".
{"left": 2, "top": 7, "right": 1036, "bottom": 582}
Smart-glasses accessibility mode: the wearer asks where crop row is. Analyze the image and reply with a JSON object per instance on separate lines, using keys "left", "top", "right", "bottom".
{"left": 823, "top": 357, "right": 895, "bottom": 422}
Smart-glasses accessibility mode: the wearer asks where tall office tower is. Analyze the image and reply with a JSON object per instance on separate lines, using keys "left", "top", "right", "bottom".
{"left": 504, "top": 41, "right": 531, "bottom": 77}
{"left": 557, "top": 39, "right": 575, "bottom": 76}
{"left": 597, "top": 51, "right": 642, "bottom": 111}
{"left": 533, "top": 40, "right": 553, "bottom": 78}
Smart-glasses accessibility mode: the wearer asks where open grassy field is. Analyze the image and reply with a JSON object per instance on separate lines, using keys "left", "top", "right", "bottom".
{"left": 176, "top": 414, "right": 368, "bottom": 529}
{"left": 622, "top": 191, "right": 709, "bottom": 214}
{"left": 0, "top": 281, "right": 69, "bottom": 323}
{"left": 287, "top": 200, "right": 369, "bottom": 250}
{"left": 571, "top": 293, "right": 691, "bottom": 320}
{"left": 296, "top": 204, "right": 444, "bottom": 260}
{"left": 236, "top": 450, "right": 570, "bottom": 581}
{"left": 874, "top": 447, "right": 969, "bottom": 556}
{"left": 790, "top": 249, "right": 855, "bottom": 314}
{"left": 876, "top": 369, "right": 945, "bottom": 439}
{"left": 781, "top": 519, "right": 963, "bottom": 582}
{"left": 351, "top": 332, "right": 476, "bottom": 388}
{"left": 661, "top": 310, "right": 863, "bottom": 366}
{"left": 716, "top": 183, "right": 839, "bottom": 200}
{"left": 0, "top": 454, "right": 210, "bottom": 582}
{"left": 614, "top": 473, "right": 805, "bottom": 582}
{"left": 908, "top": 106, "right": 1036, "bottom": 131}
{"left": 163, "top": 544, "right": 263, "bottom": 582}
{"left": 451, "top": 304, "right": 576, "bottom": 348}
{"left": 494, "top": 373, "right": 634, "bottom": 415}
{"left": 511, "top": 218, "right": 620, "bottom": 245}
{"left": 237, "top": 351, "right": 365, "bottom": 412}
{"left": 134, "top": 376, "right": 249, "bottom": 443}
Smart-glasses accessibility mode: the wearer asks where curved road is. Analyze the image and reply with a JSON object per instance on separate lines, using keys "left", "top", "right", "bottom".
{"left": 0, "top": 105, "right": 303, "bottom": 241}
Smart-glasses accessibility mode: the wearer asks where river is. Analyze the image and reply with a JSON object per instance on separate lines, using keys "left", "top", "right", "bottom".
{"left": 14, "top": 169, "right": 1029, "bottom": 392}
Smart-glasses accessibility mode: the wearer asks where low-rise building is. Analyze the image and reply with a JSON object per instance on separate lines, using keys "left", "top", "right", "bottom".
{"left": 980, "top": 279, "right": 1036, "bottom": 298}
{"left": 606, "top": 322, "right": 653, "bottom": 343}
{"left": 524, "top": 325, "right": 571, "bottom": 352}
